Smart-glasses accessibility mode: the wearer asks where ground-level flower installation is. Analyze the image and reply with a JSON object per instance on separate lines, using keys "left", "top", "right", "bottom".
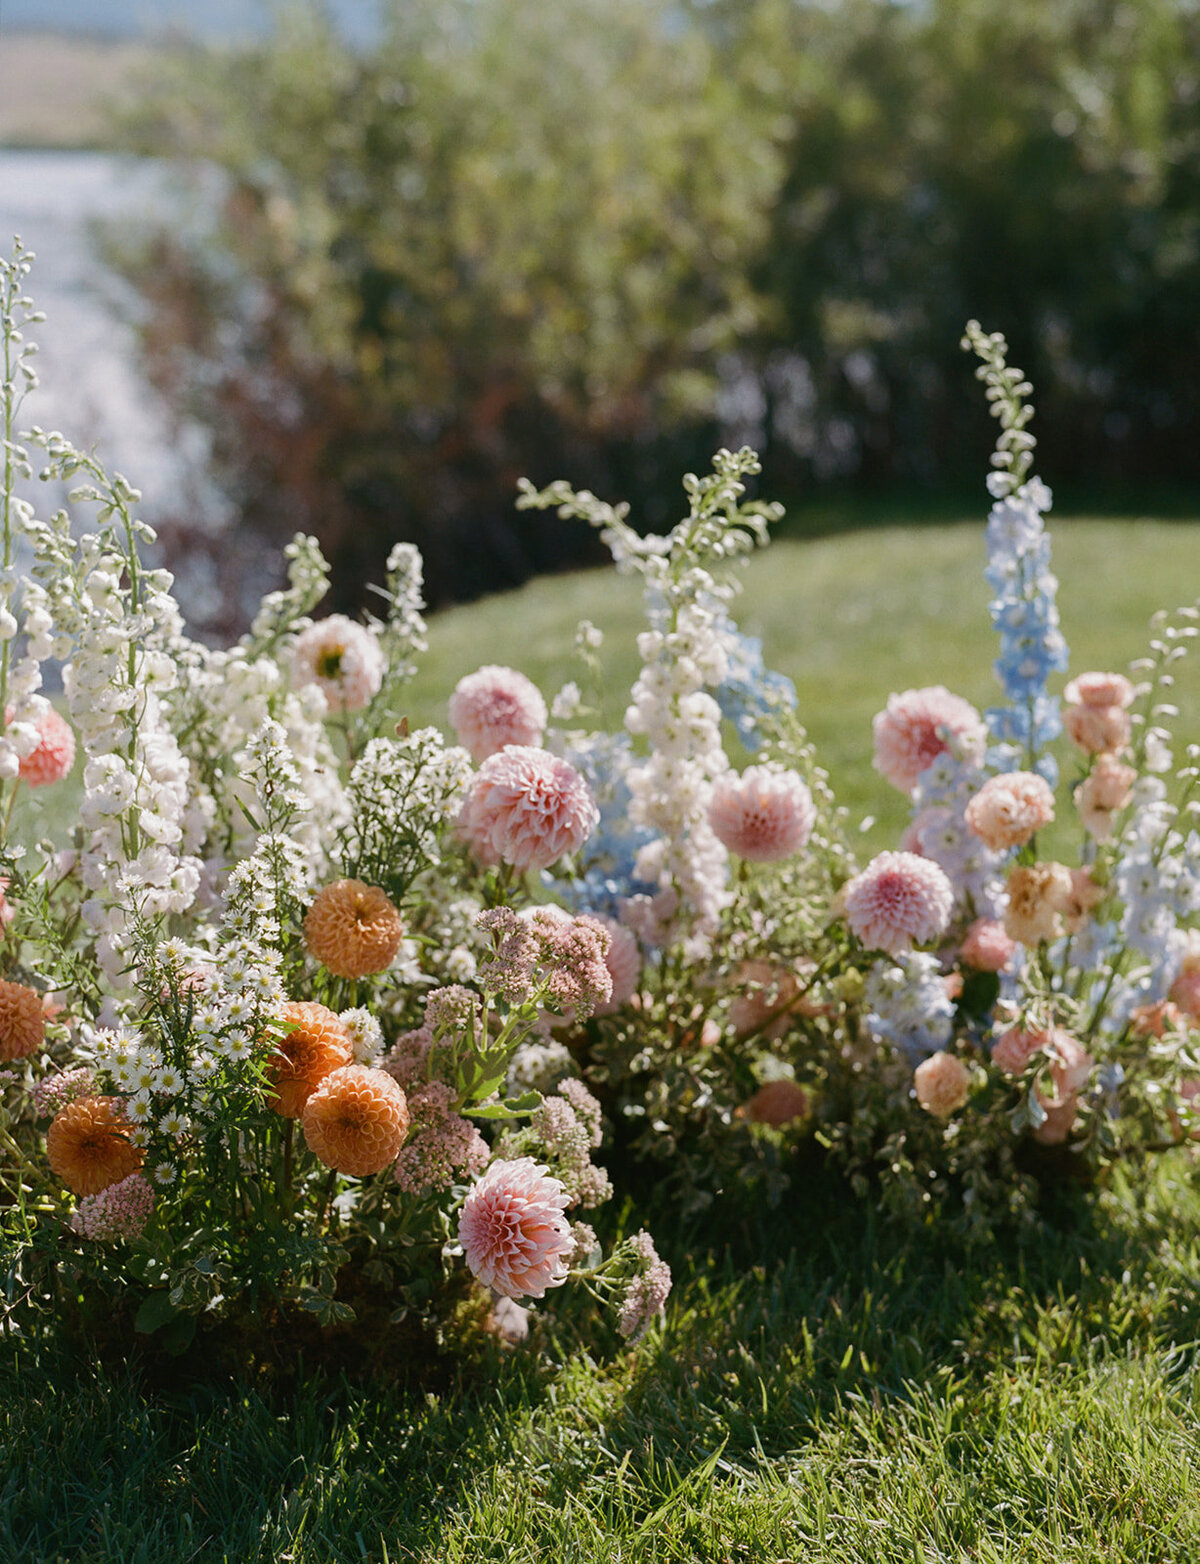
{"left": 0, "top": 242, "right": 668, "bottom": 1351}
{"left": 1, "top": 239, "right": 1198, "bottom": 1360}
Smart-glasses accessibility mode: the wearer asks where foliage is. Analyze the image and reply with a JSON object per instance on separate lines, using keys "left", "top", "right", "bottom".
{"left": 109, "top": 0, "right": 1200, "bottom": 624}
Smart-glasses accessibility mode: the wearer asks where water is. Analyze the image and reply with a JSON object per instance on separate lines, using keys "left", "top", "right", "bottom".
{"left": 1, "top": 0, "right": 382, "bottom": 46}
{"left": 0, "top": 148, "right": 230, "bottom": 622}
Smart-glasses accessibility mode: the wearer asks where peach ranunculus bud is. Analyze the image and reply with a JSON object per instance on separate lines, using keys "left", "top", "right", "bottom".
{"left": 739, "top": 1079, "right": 809, "bottom": 1126}
{"left": 991, "top": 1025, "right": 1045, "bottom": 1076}
{"left": 1063, "top": 867, "right": 1104, "bottom": 933}
{"left": 1004, "top": 861, "right": 1073, "bottom": 946}
{"left": 1076, "top": 753, "right": 1137, "bottom": 842}
{"left": 960, "top": 918, "right": 1016, "bottom": 973}
{"left": 1169, "top": 930, "right": 1200, "bottom": 1021}
{"left": 303, "top": 879, "right": 405, "bottom": 979}
{"left": 913, "top": 1052, "right": 971, "bottom": 1118}
{"left": 1032, "top": 1091, "right": 1079, "bottom": 1145}
{"left": 1064, "top": 702, "right": 1131, "bottom": 754}
{"left": 301, "top": 1065, "right": 410, "bottom": 1176}
{"left": 267, "top": 1001, "right": 354, "bottom": 1118}
{"left": 1063, "top": 672, "right": 1135, "bottom": 710}
{"left": 964, "top": 771, "right": 1056, "bottom": 851}
{"left": 1047, "top": 1029, "right": 1093, "bottom": 1098}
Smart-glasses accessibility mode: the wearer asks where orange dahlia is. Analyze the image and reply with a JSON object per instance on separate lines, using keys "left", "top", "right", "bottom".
{"left": 0, "top": 978, "right": 45, "bottom": 1062}
{"left": 301, "top": 1065, "right": 410, "bottom": 1176}
{"left": 267, "top": 1001, "right": 354, "bottom": 1118}
{"left": 46, "top": 1096, "right": 143, "bottom": 1196}
{"left": 303, "top": 880, "right": 405, "bottom": 979}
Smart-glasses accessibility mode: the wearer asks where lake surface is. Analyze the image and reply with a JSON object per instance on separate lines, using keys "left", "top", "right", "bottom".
{"left": 2, "top": 0, "right": 381, "bottom": 44}
{"left": 0, "top": 147, "right": 231, "bottom": 624}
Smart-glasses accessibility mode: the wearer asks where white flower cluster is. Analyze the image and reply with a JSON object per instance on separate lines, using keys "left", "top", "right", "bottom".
{"left": 344, "top": 728, "right": 473, "bottom": 887}
{"left": 518, "top": 449, "right": 781, "bottom": 951}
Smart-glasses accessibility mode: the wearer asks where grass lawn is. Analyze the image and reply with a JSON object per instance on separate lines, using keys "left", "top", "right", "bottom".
{"left": 4, "top": 511, "right": 1200, "bottom": 1562}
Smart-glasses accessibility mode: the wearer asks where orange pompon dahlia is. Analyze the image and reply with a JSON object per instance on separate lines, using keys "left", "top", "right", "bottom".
{"left": 267, "top": 1001, "right": 354, "bottom": 1118}
{"left": 46, "top": 1096, "right": 143, "bottom": 1196}
{"left": 0, "top": 978, "right": 46, "bottom": 1062}
{"left": 303, "top": 880, "right": 405, "bottom": 979}
{"left": 301, "top": 1065, "right": 410, "bottom": 1177}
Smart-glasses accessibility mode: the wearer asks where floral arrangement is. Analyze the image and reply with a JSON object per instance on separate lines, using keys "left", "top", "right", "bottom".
{"left": 0, "top": 242, "right": 669, "bottom": 1351}
{"left": 2, "top": 235, "right": 1198, "bottom": 1359}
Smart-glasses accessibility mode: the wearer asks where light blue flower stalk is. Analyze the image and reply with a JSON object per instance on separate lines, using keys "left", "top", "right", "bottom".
{"left": 963, "top": 323, "right": 1069, "bottom": 786}
{"left": 711, "top": 610, "right": 798, "bottom": 753}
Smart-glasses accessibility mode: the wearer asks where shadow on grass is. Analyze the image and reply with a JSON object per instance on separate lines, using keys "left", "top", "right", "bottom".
{"left": 4, "top": 1148, "right": 1198, "bottom": 1561}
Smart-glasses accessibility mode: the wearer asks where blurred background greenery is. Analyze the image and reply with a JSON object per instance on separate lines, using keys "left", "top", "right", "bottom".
{"left": 2, "top": 0, "right": 1198, "bottom": 628}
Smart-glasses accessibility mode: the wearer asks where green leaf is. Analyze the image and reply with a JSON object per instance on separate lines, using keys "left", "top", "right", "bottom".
{"left": 134, "top": 1290, "right": 182, "bottom": 1336}
{"left": 465, "top": 1091, "right": 544, "bottom": 1121}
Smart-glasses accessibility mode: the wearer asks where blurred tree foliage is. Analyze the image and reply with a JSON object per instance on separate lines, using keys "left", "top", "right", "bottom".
{"left": 116, "top": 0, "right": 1200, "bottom": 615}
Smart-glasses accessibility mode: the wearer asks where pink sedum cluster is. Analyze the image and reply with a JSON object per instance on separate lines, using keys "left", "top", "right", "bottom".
{"left": 459, "top": 746, "right": 598, "bottom": 873}
{"left": 448, "top": 665, "right": 548, "bottom": 763}
{"left": 616, "top": 1231, "right": 673, "bottom": 1341}
{"left": 70, "top": 1172, "right": 154, "bottom": 1242}
{"left": 872, "top": 687, "right": 987, "bottom": 793}
{"left": 965, "top": 771, "right": 1055, "bottom": 851}
{"left": 393, "top": 1082, "right": 489, "bottom": 1196}
{"left": 707, "top": 765, "right": 815, "bottom": 863}
{"left": 843, "top": 851, "right": 954, "bottom": 955}
{"left": 32, "top": 1067, "right": 96, "bottom": 1118}
{"left": 476, "top": 905, "right": 613, "bottom": 1017}
{"left": 457, "top": 1156, "right": 575, "bottom": 1300}
{"left": 291, "top": 615, "right": 384, "bottom": 712}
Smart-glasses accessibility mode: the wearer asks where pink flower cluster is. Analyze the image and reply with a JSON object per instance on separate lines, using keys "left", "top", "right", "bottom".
{"left": 1077, "top": 753, "right": 1137, "bottom": 842}
{"left": 1063, "top": 671, "right": 1134, "bottom": 755}
{"left": 448, "top": 665, "right": 548, "bottom": 763}
{"left": 530, "top": 1078, "right": 611, "bottom": 1208}
{"left": 872, "top": 687, "right": 986, "bottom": 793}
{"left": 458, "top": 1156, "right": 575, "bottom": 1299}
{"left": 959, "top": 918, "right": 1016, "bottom": 973}
{"left": 459, "top": 746, "right": 598, "bottom": 873}
{"left": 32, "top": 1067, "right": 96, "bottom": 1118}
{"left": 707, "top": 766, "right": 815, "bottom": 863}
{"left": 913, "top": 1052, "right": 971, "bottom": 1118}
{"left": 392, "top": 1082, "right": 489, "bottom": 1196}
{"left": 991, "top": 1025, "right": 1093, "bottom": 1144}
{"left": 383, "top": 1024, "right": 433, "bottom": 1088}
{"left": 6, "top": 703, "right": 75, "bottom": 787}
{"left": 1170, "top": 932, "right": 1200, "bottom": 1021}
{"left": 843, "top": 851, "right": 954, "bottom": 955}
{"left": 616, "top": 1231, "right": 673, "bottom": 1340}
{"left": 476, "top": 906, "right": 613, "bottom": 1018}
{"left": 70, "top": 1173, "right": 154, "bottom": 1242}
{"left": 965, "top": 771, "right": 1055, "bottom": 851}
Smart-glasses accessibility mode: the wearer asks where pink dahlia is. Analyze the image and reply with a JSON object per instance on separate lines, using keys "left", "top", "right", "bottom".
{"left": 1169, "top": 932, "right": 1200, "bottom": 1021}
{"left": 964, "top": 771, "right": 1055, "bottom": 851}
{"left": 459, "top": 746, "right": 598, "bottom": 873}
{"left": 707, "top": 766, "right": 815, "bottom": 863}
{"left": 8, "top": 704, "right": 75, "bottom": 787}
{"left": 290, "top": 615, "right": 384, "bottom": 712}
{"left": 448, "top": 665, "right": 548, "bottom": 763}
{"left": 842, "top": 851, "right": 953, "bottom": 955}
{"left": 590, "top": 915, "right": 641, "bottom": 1017}
{"left": 960, "top": 918, "right": 1016, "bottom": 973}
{"left": 872, "top": 687, "right": 986, "bottom": 793}
{"left": 457, "top": 1156, "right": 575, "bottom": 1300}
